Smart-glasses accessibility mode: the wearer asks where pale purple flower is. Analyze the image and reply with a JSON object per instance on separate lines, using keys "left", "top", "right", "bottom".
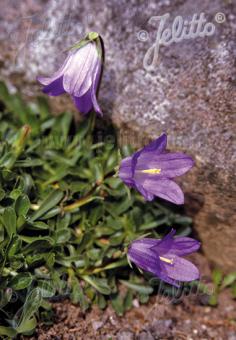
{"left": 128, "top": 229, "right": 200, "bottom": 286}
{"left": 119, "top": 133, "right": 194, "bottom": 205}
{"left": 37, "top": 32, "right": 103, "bottom": 116}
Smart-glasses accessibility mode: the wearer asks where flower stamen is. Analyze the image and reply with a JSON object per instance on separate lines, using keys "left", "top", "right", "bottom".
{"left": 159, "top": 256, "right": 174, "bottom": 264}
{"left": 141, "top": 168, "right": 161, "bottom": 174}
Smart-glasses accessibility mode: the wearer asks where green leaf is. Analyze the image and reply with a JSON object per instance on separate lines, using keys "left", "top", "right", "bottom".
{"left": 82, "top": 275, "right": 111, "bottom": 295}
{"left": 0, "top": 223, "right": 5, "bottom": 243}
{"left": 16, "top": 316, "right": 37, "bottom": 334}
{"left": 0, "top": 188, "right": 5, "bottom": 201}
{"left": 30, "top": 190, "right": 64, "bottom": 221}
{"left": 124, "top": 290, "right": 133, "bottom": 311}
{"left": 54, "top": 112, "right": 72, "bottom": 141}
{"left": 97, "top": 293, "right": 107, "bottom": 309}
{"left": 56, "top": 213, "right": 71, "bottom": 230}
{"left": 3, "top": 207, "right": 17, "bottom": 237}
{"left": 10, "top": 189, "right": 22, "bottom": 200}
{"left": 115, "top": 196, "right": 133, "bottom": 215}
{"left": 8, "top": 235, "right": 22, "bottom": 257}
{"left": 15, "top": 194, "right": 30, "bottom": 217}
{"left": 231, "top": 283, "right": 236, "bottom": 298}
{"left": 28, "top": 221, "right": 49, "bottom": 230}
{"left": 138, "top": 293, "right": 150, "bottom": 304}
{"left": 0, "top": 326, "right": 17, "bottom": 337}
{"left": 10, "top": 273, "right": 33, "bottom": 290}
{"left": 221, "top": 272, "right": 236, "bottom": 289}
{"left": 17, "top": 288, "right": 42, "bottom": 331}
{"left": 37, "top": 96, "right": 50, "bottom": 120}
{"left": 111, "top": 294, "right": 124, "bottom": 316}
{"left": 0, "top": 81, "right": 10, "bottom": 102}
{"left": 70, "top": 277, "right": 89, "bottom": 311}
{"left": 40, "top": 207, "right": 61, "bottom": 220}
{"left": 0, "top": 288, "right": 13, "bottom": 308}
{"left": 53, "top": 229, "right": 71, "bottom": 244}
{"left": 139, "top": 220, "right": 162, "bottom": 231}
{"left": 208, "top": 293, "right": 218, "bottom": 306}
{"left": 212, "top": 269, "right": 222, "bottom": 287}
{"left": 46, "top": 253, "right": 55, "bottom": 268}
{"left": 37, "top": 280, "right": 56, "bottom": 298}
{"left": 22, "top": 238, "right": 53, "bottom": 255}
{"left": 120, "top": 280, "right": 153, "bottom": 294}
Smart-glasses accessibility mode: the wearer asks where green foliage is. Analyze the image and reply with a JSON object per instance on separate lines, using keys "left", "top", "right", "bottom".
{"left": 209, "top": 269, "right": 236, "bottom": 306}
{"left": 0, "top": 82, "right": 192, "bottom": 337}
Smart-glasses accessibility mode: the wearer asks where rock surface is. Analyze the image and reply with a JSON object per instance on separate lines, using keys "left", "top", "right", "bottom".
{"left": 0, "top": 0, "right": 235, "bottom": 271}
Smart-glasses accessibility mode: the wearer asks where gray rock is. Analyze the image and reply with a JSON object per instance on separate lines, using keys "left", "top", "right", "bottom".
{"left": 0, "top": 0, "right": 235, "bottom": 270}
{"left": 150, "top": 319, "right": 173, "bottom": 338}
{"left": 92, "top": 320, "right": 104, "bottom": 331}
{"left": 138, "top": 331, "right": 154, "bottom": 340}
{"left": 228, "top": 333, "right": 236, "bottom": 340}
{"left": 117, "top": 331, "right": 134, "bottom": 340}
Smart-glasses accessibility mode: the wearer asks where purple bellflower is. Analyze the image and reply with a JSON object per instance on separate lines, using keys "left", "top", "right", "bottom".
{"left": 128, "top": 229, "right": 200, "bottom": 286}
{"left": 119, "top": 133, "right": 194, "bottom": 205}
{"left": 37, "top": 32, "right": 103, "bottom": 116}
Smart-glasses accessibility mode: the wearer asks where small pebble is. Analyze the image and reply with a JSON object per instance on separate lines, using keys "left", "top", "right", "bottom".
{"left": 228, "top": 332, "right": 236, "bottom": 340}
{"left": 117, "top": 331, "right": 134, "bottom": 340}
{"left": 138, "top": 331, "right": 154, "bottom": 340}
{"left": 92, "top": 320, "right": 104, "bottom": 331}
{"left": 132, "top": 298, "right": 140, "bottom": 308}
{"left": 109, "top": 315, "right": 117, "bottom": 326}
{"left": 204, "top": 307, "right": 211, "bottom": 313}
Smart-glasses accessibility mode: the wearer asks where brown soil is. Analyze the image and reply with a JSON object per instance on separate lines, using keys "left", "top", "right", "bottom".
{"left": 23, "top": 254, "right": 236, "bottom": 340}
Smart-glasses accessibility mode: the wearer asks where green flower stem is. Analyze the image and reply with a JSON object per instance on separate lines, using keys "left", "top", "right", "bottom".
{"left": 62, "top": 167, "right": 118, "bottom": 212}
{"left": 79, "top": 258, "right": 128, "bottom": 275}
{"left": 89, "top": 110, "right": 96, "bottom": 133}
{"left": 62, "top": 172, "right": 113, "bottom": 212}
{"left": 91, "top": 258, "right": 128, "bottom": 273}
{"left": 63, "top": 195, "right": 103, "bottom": 212}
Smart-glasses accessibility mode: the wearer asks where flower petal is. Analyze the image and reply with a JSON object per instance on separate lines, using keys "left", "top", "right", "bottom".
{"left": 131, "top": 134, "right": 167, "bottom": 177}
{"left": 141, "top": 178, "right": 184, "bottom": 205}
{"left": 119, "top": 156, "right": 133, "bottom": 186}
{"left": 63, "top": 43, "right": 98, "bottom": 97}
{"left": 158, "top": 272, "right": 180, "bottom": 287}
{"left": 151, "top": 230, "right": 200, "bottom": 257}
{"left": 73, "top": 89, "right": 93, "bottom": 115}
{"left": 37, "top": 53, "right": 71, "bottom": 86}
{"left": 171, "top": 237, "right": 201, "bottom": 256}
{"left": 151, "top": 229, "right": 176, "bottom": 254}
{"left": 128, "top": 240, "right": 163, "bottom": 276}
{"left": 91, "top": 61, "right": 102, "bottom": 116}
{"left": 142, "top": 133, "right": 167, "bottom": 153}
{"left": 42, "top": 76, "right": 65, "bottom": 96}
{"left": 136, "top": 152, "right": 194, "bottom": 178}
{"left": 163, "top": 255, "right": 200, "bottom": 282}
{"left": 135, "top": 183, "right": 155, "bottom": 201}
{"left": 129, "top": 238, "right": 160, "bottom": 249}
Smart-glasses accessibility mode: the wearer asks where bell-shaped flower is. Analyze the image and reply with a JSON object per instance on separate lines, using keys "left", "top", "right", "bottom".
{"left": 128, "top": 229, "right": 200, "bottom": 286}
{"left": 37, "top": 32, "right": 103, "bottom": 116}
{"left": 119, "top": 133, "right": 194, "bottom": 204}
